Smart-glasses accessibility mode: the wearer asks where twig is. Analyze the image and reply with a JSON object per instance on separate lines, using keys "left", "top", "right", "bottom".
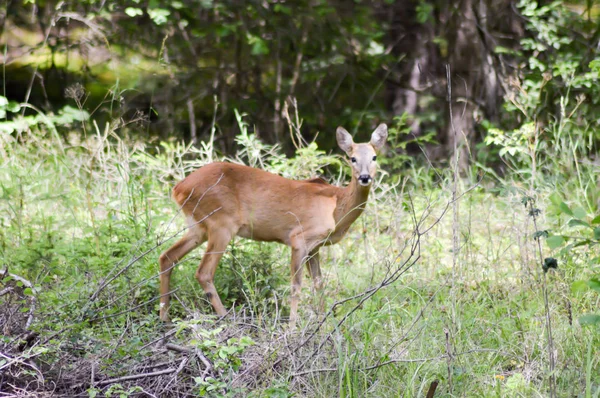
{"left": 87, "top": 290, "right": 179, "bottom": 322}
{"left": 526, "top": 198, "right": 557, "bottom": 398}
{"left": 293, "top": 347, "right": 526, "bottom": 376}
{"left": 447, "top": 63, "right": 459, "bottom": 395}
{"left": 196, "top": 349, "right": 213, "bottom": 380}
{"left": 445, "top": 327, "right": 453, "bottom": 393}
{"left": 93, "top": 367, "right": 179, "bottom": 387}
{"left": 187, "top": 98, "right": 197, "bottom": 145}
{"left": 0, "top": 271, "right": 37, "bottom": 331}
{"left": 288, "top": 177, "right": 482, "bottom": 374}
{"left": 164, "top": 343, "right": 191, "bottom": 353}
{"left": 165, "top": 343, "right": 213, "bottom": 380}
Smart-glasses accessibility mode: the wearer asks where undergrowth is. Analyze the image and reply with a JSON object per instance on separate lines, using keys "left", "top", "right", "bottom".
{"left": 0, "top": 98, "right": 599, "bottom": 397}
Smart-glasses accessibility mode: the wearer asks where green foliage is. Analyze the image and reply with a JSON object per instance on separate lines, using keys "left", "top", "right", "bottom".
{"left": 102, "top": 384, "right": 143, "bottom": 398}
{"left": 172, "top": 321, "right": 254, "bottom": 397}
{"left": 379, "top": 112, "right": 437, "bottom": 180}
{"left": 215, "top": 243, "right": 288, "bottom": 315}
{"left": 0, "top": 95, "right": 89, "bottom": 134}
{"left": 485, "top": 0, "right": 600, "bottom": 187}
{"left": 2, "top": 46, "right": 600, "bottom": 394}
{"left": 6, "top": 0, "right": 396, "bottom": 151}
{"left": 545, "top": 195, "right": 600, "bottom": 327}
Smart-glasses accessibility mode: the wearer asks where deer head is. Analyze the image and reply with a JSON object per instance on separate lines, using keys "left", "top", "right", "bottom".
{"left": 336, "top": 123, "right": 388, "bottom": 187}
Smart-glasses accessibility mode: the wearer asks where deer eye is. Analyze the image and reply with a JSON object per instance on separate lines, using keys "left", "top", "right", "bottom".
{"left": 351, "top": 157, "right": 357, "bottom": 163}
{"left": 372, "top": 156, "right": 377, "bottom": 161}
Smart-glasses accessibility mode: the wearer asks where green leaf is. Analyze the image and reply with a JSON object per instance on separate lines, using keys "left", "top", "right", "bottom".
{"left": 415, "top": 2, "right": 433, "bottom": 23}
{"left": 494, "top": 45, "right": 520, "bottom": 55}
{"left": 251, "top": 40, "right": 269, "bottom": 55}
{"left": 124, "top": 7, "right": 143, "bottom": 17}
{"left": 6, "top": 101, "right": 20, "bottom": 112}
{"left": 559, "top": 202, "right": 573, "bottom": 216}
{"left": 549, "top": 192, "right": 562, "bottom": 207}
{"left": 587, "top": 278, "right": 600, "bottom": 293}
{"left": 273, "top": 4, "right": 291, "bottom": 14}
{"left": 247, "top": 34, "right": 269, "bottom": 55}
{"left": 87, "top": 388, "right": 98, "bottom": 398}
{"left": 0, "top": 96, "right": 8, "bottom": 107}
{"left": 591, "top": 215, "right": 600, "bottom": 225}
{"left": 571, "top": 280, "right": 589, "bottom": 294}
{"left": 23, "top": 287, "right": 34, "bottom": 296}
{"left": 546, "top": 235, "right": 564, "bottom": 249}
{"left": 573, "top": 207, "right": 587, "bottom": 220}
{"left": 594, "top": 227, "right": 600, "bottom": 240}
{"left": 579, "top": 314, "right": 600, "bottom": 326}
{"left": 568, "top": 218, "right": 590, "bottom": 228}
{"left": 148, "top": 8, "right": 170, "bottom": 25}
{"left": 589, "top": 59, "right": 600, "bottom": 73}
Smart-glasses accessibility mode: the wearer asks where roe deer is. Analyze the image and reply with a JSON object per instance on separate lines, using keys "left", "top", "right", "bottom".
{"left": 159, "top": 124, "right": 388, "bottom": 326}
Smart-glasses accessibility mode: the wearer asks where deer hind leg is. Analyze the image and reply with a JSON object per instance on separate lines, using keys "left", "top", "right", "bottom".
{"left": 159, "top": 225, "right": 206, "bottom": 321}
{"left": 195, "top": 228, "right": 232, "bottom": 317}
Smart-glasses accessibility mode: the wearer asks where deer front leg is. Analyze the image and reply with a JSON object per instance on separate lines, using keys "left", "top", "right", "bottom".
{"left": 289, "top": 244, "right": 308, "bottom": 328}
{"left": 307, "top": 249, "right": 325, "bottom": 312}
{"left": 288, "top": 225, "right": 333, "bottom": 327}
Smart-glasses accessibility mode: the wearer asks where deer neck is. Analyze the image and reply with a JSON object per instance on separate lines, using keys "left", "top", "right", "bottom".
{"left": 334, "top": 174, "right": 371, "bottom": 231}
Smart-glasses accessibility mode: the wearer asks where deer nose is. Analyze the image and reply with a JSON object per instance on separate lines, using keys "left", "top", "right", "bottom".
{"left": 359, "top": 175, "right": 372, "bottom": 186}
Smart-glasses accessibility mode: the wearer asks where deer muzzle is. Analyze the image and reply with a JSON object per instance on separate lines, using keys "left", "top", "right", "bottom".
{"left": 359, "top": 175, "right": 372, "bottom": 186}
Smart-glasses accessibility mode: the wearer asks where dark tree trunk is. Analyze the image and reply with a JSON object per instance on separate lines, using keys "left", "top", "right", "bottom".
{"left": 384, "top": 0, "right": 523, "bottom": 166}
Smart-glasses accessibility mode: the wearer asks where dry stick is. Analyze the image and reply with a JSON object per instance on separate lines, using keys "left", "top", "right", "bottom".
{"left": 285, "top": 178, "right": 482, "bottom": 375}
{"left": 21, "top": 8, "right": 56, "bottom": 116}
{"left": 370, "top": 283, "right": 445, "bottom": 370}
{"left": 162, "top": 356, "right": 189, "bottom": 393}
{"left": 528, "top": 199, "right": 557, "bottom": 398}
{"left": 92, "top": 364, "right": 181, "bottom": 387}
{"left": 0, "top": 271, "right": 37, "bottom": 331}
{"left": 301, "top": 197, "right": 420, "bottom": 333}
{"left": 88, "top": 290, "right": 179, "bottom": 323}
{"left": 293, "top": 231, "right": 423, "bottom": 373}
{"left": 290, "top": 182, "right": 473, "bottom": 372}
{"left": 293, "top": 348, "right": 526, "bottom": 375}
{"left": 187, "top": 98, "right": 197, "bottom": 146}
{"left": 166, "top": 343, "right": 214, "bottom": 382}
{"left": 446, "top": 63, "right": 459, "bottom": 394}
{"left": 288, "top": 27, "right": 308, "bottom": 97}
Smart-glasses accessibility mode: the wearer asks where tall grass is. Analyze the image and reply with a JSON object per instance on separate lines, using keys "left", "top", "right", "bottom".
{"left": 0, "top": 106, "right": 599, "bottom": 397}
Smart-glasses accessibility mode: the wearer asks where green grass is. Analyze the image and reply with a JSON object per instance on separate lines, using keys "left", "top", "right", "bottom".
{"left": 1, "top": 125, "right": 599, "bottom": 397}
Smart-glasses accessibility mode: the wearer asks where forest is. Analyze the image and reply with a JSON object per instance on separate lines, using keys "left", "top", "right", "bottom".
{"left": 1, "top": 0, "right": 599, "bottom": 396}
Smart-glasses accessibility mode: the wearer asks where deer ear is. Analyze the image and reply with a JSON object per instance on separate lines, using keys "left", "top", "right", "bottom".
{"left": 336, "top": 127, "right": 353, "bottom": 154}
{"left": 370, "top": 123, "right": 388, "bottom": 152}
